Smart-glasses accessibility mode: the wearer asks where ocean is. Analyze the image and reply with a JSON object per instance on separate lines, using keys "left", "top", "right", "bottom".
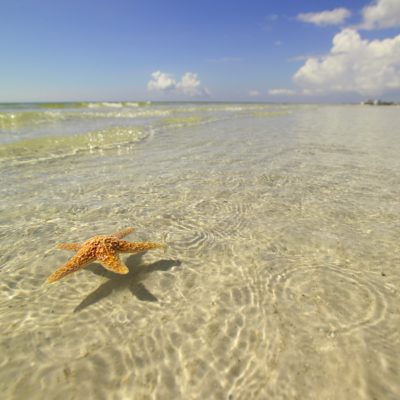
{"left": 0, "top": 102, "right": 399, "bottom": 399}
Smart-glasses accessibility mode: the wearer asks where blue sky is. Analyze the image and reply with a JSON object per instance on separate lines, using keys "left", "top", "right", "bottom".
{"left": 1, "top": 0, "right": 399, "bottom": 102}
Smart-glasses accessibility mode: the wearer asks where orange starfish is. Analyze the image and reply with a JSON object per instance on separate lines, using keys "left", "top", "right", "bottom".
{"left": 47, "top": 227, "right": 165, "bottom": 283}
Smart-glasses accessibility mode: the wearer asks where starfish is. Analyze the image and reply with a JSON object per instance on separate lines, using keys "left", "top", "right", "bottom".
{"left": 47, "top": 227, "right": 166, "bottom": 283}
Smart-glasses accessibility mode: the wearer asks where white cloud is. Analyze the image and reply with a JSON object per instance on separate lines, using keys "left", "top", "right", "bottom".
{"left": 268, "top": 88, "right": 296, "bottom": 96}
{"left": 293, "top": 29, "right": 400, "bottom": 96}
{"left": 361, "top": 0, "right": 400, "bottom": 29}
{"left": 147, "top": 71, "right": 208, "bottom": 97}
{"left": 147, "top": 71, "right": 176, "bottom": 92}
{"left": 176, "top": 72, "right": 206, "bottom": 96}
{"left": 297, "top": 8, "right": 351, "bottom": 26}
{"left": 248, "top": 90, "right": 260, "bottom": 97}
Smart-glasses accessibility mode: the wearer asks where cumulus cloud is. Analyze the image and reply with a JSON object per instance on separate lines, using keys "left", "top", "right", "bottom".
{"left": 176, "top": 72, "right": 206, "bottom": 96}
{"left": 147, "top": 71, "right": 208, "bottom": 97}
{"left": 361, "top": 0, "right": 400, "bottom": 29}
{"left": 268, "top": 88, "right": 296, "bottom": 96}
{"left": 297, "top": 8, "right": 351, "bottom": 26}
{"left": 147, "top": 71, "right": 176, "bottom": 92}
{"left": 293, "top": 29, "right": 400, "bottom": 96}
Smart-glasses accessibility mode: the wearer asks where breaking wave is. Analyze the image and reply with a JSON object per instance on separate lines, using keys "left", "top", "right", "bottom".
{"left": 0, "top": 125, "right": 148, "bottom": 164}
{"left": 0, "top": 111, "right": 65, "bottom": 129}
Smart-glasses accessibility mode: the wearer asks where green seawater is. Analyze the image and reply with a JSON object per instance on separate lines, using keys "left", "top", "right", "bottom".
{"left": 0, "top": 126, "right": 147, "bottom": 162}
{"left": 160, "top": 115, "right": 206, "bottom": 127}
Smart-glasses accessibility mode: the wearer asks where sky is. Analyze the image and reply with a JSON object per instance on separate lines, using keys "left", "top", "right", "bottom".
{"left": 0, "top": 0, "right": 399, "bottom": 103}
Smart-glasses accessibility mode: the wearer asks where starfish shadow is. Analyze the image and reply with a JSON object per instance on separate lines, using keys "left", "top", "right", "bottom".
{"left": 74, "top": 254, "right": 181, "bottom": 313}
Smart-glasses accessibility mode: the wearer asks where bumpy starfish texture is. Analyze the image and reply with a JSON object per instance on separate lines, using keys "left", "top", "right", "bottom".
{"left": 47, "top": 227, "right": 165, "bottom": 283}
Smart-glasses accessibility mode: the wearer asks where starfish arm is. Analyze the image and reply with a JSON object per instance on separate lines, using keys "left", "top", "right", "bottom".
{"left": 57, "top": 243, "right": 82, "bottom": 251}
{"left": 98, "top": 253, "right": 129, "bottom": 274}
{"left": 116, "top": 241, "right": 166, "bottom": 253}
{"left": 111, "top": 227, "right": 135, "bottom": 239}
{"left": 47, "top": 254, "right": 94, "bottom": 283}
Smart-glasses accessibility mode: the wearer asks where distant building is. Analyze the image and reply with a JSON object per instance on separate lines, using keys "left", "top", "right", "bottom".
{"left": 361, "top": 99, "right": 396, "bottom": 106}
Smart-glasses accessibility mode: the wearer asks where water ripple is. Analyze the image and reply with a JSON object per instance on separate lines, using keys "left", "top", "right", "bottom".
{"left": 268, "top": 264, "right": 388, "bottom": 336}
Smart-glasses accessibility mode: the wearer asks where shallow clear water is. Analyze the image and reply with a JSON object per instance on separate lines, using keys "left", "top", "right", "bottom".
{"left": 0, "top": 102, "right": 399, "bottom": 399}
